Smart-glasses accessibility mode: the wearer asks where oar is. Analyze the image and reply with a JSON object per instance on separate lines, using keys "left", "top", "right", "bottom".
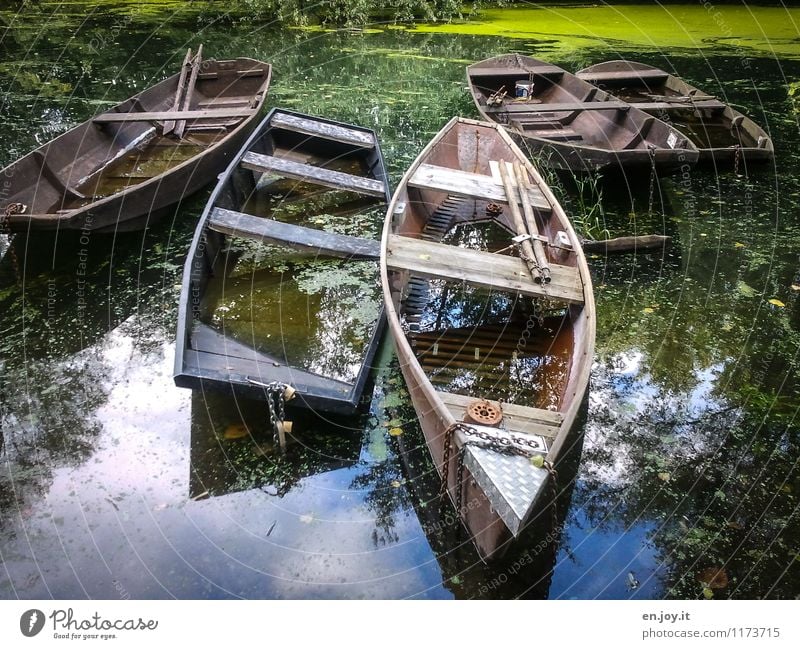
{"left": 174, "top": 44, "right": 203, "bottom": 139}
{"left": 512, "top": 160, "right": 551, "bottom": 283}
{"left": 498, "top": 159, "right": 541, "bottom": 283}
{"left": 162, "top": 47, "right": 192, "bottom": 136}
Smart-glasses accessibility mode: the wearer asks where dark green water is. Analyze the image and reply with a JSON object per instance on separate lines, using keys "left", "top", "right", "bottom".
{"left": 1, "top": 4, "right": 799, "bottom": 598}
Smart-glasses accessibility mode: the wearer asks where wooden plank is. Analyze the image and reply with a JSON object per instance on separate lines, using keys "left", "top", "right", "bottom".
{"left": 385, "top": 235, "right": 584, "bottom": 304}
{"left": 93, "top": 108, "right": 256, "bottom": 123}
{"left": 576, "top": 69, "right": 669, "bottom": 83}
{"left": 175, "top": 44, "right": 203, "bottom": 139}
{"left": 209, "top": 207, "right": 380, "bottom": 259}
{"left": 515, "top": 127, "right": 583, "bottom": 141}
{"left": 633, "top": 99, "right": 726, "bottom": 111}
{"left": 469, "top": 65, "right": 565, "bottom": 78}
{"left": 270, "top": 112, "right": 375, "bottom": 148}
{"left": 163, "top": 48, "right": 192, "bottom": 135}
{"left": 437, "top": 390, "right": 563, "bottom": 438}
{"left": 240, "top": 152, "right": 386, "bottom": 198}
{"left": 408, "top": 163, "right": 550, "bottom": 212}
{"left": 485, "top": 100, "right": 629, "bottom": 114}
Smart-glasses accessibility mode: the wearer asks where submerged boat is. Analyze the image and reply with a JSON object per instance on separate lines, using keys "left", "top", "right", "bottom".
{"left": 380, "top": 117, "right": 595, "bottom": 560}
{"left": 467, "top": 54, "right": 698, "bottom": 172}
{"left": 576, "top": 60, "right": 774, "bottom": 165}
{"left": 0, "top": 48, "right": 271, "bottom": 233}
{"left": 174, "top": 108, "right": 390, "bottom": 423}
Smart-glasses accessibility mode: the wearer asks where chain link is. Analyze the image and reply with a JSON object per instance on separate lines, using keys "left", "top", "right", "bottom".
{"left": 647, "top": 146, "right": 657, "bottom": 219}
{"left": 1, "top": 203, "right": 24, "bottom": 281}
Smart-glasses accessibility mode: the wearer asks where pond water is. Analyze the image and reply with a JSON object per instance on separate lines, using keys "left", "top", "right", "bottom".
{"left": 0, "top": 2, "right": 799, "bottom": 599}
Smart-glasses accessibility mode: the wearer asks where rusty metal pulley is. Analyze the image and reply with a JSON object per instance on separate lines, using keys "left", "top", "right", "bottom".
{"left": 485, "top": 202, "right": 503, "bottom": 217}
{"left": 464, "top": 399, "right": 503, "bottom": 427}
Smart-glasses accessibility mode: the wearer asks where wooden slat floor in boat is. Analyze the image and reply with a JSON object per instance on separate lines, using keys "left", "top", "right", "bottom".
{"left": 437, "top": 391, "right": 563, "bottom": 439}
{"left": 409, "top": 163, "right": 550, "bottom": 212}
{"left": 241, "top": 151, "right": 385, "bottom": 198}
{"left": 486, "top": 100, "right": 629, "bottom": 114}
{"left": 269, "top": 112, "right": 376, "bottom": 149}
{"left": 208, "top": 207, "right": 380, "bottom": 259}
{"left": 386, "top": 235, "right": 584, "bottom": 304}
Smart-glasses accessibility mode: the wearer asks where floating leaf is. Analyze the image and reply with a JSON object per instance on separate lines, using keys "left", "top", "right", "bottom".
{"left": 768, "top": 298, "right": 786, "bottom": 308}
{"left": 450, "top": 575, "right": 462, "bottom": 585}
{"left": 224, "top": 423, "right": 248, "bottom": 440}
{"left": 657, "top": 472, "right": 671, "bottom": 482}
{"left": 721, "top": 323, "right": 734, "bottom": 332}
{"left": 389, "top": 427, "right": 404, "bottom": 437}
{"left": 780, "top": 484, "right": 792, "bottom": 494}
{"left": 736, "top": 281, "right": 756, "bottom": 297}
{"left": 530, "top": 455, "right": 545, "bottom": 468}
{"left": 390, "top": 480, "right": 402, "bottom": 488}
{"left": 734, "top": 242, "right": 746, "bottom": 248}
{"left": 642, "top": 307, "right": 655, "bottom": 314}
{"left": 727, "top": 520, "right": 745, "bottom": 530}
{"left": 702, "top": 587, "right": 714, "bottom": 599}
{"left": 791, "top": 284, "right": 800, "bottom": 292}
{"left": 698, "top": 567, "right": 729, "bottom": 589}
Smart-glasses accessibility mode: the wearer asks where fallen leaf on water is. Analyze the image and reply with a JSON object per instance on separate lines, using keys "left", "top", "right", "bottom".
{"left": 737, "top": 281, "right": 756, "bottom": 297}
{"left": 791, "top": 284, "right": 800, "bottom": 292}
{"left": 702, "top": 587, "right": 714, "bottom": 599}
{"left": 299, "top": 514, "right": 314, "bottom": 524}
{"left": 698, "top": 567, "right": 729, "bottom": 589}
{"left": 642, "top": 307, "right": 655, "bottom": 314}
{"left": 721, "top": 323, "right": 734, "bottom": 331}
{"left": 390, "top": 480, "right": 402, "bottom": 488}
{"left": 388, "top": 427, "right": 403, "bottom": 437}
{"left": 734, "top": 242, "right": 746, "bottom": 248}
{"left": 768, "top": 298, "right": 786, "bottom": 308}
{"left": 657, "top": 472, "right": 671, "bottom": 482}
{"left": 727, "top": 520, "right": 745, "bottom": 530}
{"left": 530, "top": 455, "right": 545, "bottom": 469}
{"left": 224, "top": 423, "right": 248, "bottom": 440}
{"left": 780, "top": 484, "right": 792, "bottom": 494}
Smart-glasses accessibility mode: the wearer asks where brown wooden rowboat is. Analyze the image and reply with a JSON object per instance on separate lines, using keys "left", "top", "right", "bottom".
{"left": 380, "top": 117, "right": 595, "bottom": 560}
{"left": 0, "top": 50, "right": 271, "bottom": 233}
{"left": 576, "top": 60, "right": 774, "bottom": 165}
{"left": 467, "top": 54, "right": 698, "bottom": 173}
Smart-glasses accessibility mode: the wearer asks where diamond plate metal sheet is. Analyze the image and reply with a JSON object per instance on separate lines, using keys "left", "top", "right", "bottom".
{"left": 463, "top": 446, "right": 548, "bottom": 536}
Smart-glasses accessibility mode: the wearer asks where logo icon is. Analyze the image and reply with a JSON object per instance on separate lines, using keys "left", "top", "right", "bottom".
{"left": 20, "top": 609, "right": 45, "bottom": 637}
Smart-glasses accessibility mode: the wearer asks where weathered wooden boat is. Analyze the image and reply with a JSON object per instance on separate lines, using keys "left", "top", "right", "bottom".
{"left": 174, "top": 108, "right": 391, "bottom": 427}
{"left": 576, "top": 60, "right": 774, "bottom": 165}
{"left": 380, "top": 117, "right": 595, "bottom": 560}
{"left": 0, "top": 48, "right": 271, "bottom": 233}
{"left": 467, "top": 54, "right": 698, "bottom": 172}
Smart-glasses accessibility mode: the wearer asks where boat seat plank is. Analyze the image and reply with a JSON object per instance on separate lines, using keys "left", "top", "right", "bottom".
{"left": 437, "top": 391, "right": 563, "bottom": 438}
{"left": 634, "top": 99, "right": 726, "bottom": 111}
{"left": 514, "top": 126, "right": 583, "bottom": 141}
{"left": 469, "top": 65, "right": 565, "bottom": 78}
{"left": 408, "top": 163, "right": 550, "bottom": 212}
{"left": 93, "top": 108, "right": 256, "bottom": 123}
{"left": 188, "top": 323, "right": 354, "bottom": 393}
{"left": 486, "top": 100, "right": 629, "bottom": 114}
{"left": 576, "top": 69, "right": 669, "bottom": 83}
{"left": 270, "top": 112, "right": 375, "bottom": 149}
{"left": 209, "top": 207, "right": 380, "bottom": 259}
{"left": 386, "top": 235, "right": 584, "bottom": 304}
{"left": 241, "top": 152, "right": 386, "bottom": 198}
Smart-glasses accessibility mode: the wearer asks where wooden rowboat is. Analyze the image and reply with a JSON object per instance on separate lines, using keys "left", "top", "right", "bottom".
{"left": 467, "top": 54, "right": 698, "bottom": 172}
{"left": 380, "top": 117, "right": 595, "bottom": 560}
{"left": 174, "top": 109, "right": 390, "bottom": 426}
{"left": 576, "top": 60, "right": 774, "bottom": 165}
{"left": 0, "top": 48, "right": 271, "bottom": 233}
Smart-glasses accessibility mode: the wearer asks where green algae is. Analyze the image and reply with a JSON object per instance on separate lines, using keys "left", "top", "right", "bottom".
{"left": 410, "top": 5, "right": 800, "bottom": 58}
